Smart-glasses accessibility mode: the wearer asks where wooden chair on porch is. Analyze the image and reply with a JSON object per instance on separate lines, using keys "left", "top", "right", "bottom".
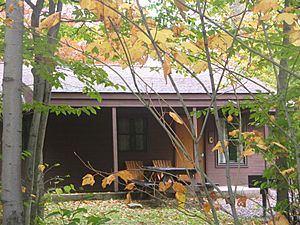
{"left": 125, "top": 160, "right": 157, "bottom": 199}
{"left": 152, "top": 159, "right": 172, "bottom": 168}
{"left": 152, "top": 160, "right": 172, "bottom": 181}
{"left": 125, "top": 160, "right": 144, "bottom": 181}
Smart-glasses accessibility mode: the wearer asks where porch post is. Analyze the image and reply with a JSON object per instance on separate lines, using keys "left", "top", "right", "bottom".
{"left": 192, "top": 107, "right": 201, "bottom": 183}
{"left": 112, "top": 107, "right": 119, "bottom": 191}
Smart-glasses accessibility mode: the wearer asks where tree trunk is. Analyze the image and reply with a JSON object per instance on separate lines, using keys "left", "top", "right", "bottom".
{"left": 1, "top": 0, "right": 24, "bottom": 224}
{"left": 24, "top": 2, "right": 62, "bottom": 224}
{"left": 275, "top": 0, "right": 291, "bottom": 207}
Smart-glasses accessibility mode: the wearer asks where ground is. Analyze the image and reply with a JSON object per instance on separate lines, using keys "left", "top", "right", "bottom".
{"left": 43, "top": 198, "right": 266, "bottom": 225}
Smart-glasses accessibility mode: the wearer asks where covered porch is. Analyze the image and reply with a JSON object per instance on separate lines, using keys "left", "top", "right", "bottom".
{"left": 44, "top": 105, "right": 205, "bottom": 192}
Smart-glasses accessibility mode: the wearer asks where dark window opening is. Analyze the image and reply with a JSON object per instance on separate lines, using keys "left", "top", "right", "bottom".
{"left": 118, "top": 118, "right": 147, "bottom": 152}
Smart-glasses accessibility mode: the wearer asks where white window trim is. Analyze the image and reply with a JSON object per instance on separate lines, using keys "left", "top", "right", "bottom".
{"left": 217, "top": 118, "right": 246, "bottom": 166}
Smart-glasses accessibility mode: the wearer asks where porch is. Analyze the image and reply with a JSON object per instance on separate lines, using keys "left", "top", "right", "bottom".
{"left": 43, "top": 107, "right": 205, "bottom": 192}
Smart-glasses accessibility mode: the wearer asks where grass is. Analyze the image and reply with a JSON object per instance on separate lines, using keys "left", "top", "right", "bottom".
{"left": 42, "top": 198, "right": 264, "bottom": 225}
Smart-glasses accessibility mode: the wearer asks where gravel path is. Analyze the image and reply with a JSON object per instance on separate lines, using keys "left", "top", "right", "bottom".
{"left": 219, "top": 190, "right": 276, "bottom": 218}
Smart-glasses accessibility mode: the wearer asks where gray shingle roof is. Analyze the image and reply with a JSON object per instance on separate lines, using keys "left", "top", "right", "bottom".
{"left": 0, "top": 63, "right": 272, "bottom": 94}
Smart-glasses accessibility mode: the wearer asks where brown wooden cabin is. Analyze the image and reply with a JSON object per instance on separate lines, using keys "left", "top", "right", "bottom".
{"left": 0, "top": 64, "right": 269, "bottom": 192}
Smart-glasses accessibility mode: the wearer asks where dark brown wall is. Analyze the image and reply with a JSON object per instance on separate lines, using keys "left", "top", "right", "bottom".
{"left": 205, "top": 115, "right": 265, "bottom": 186}
{"left": 44, "top": 108, "right": 114, "bottom": 192}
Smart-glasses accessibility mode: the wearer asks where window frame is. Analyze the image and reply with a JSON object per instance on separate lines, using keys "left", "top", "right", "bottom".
{"left": 117, "top": 117, "right": 147, "bottom": 152}
{"left": 216, "top": 116, "right": 248, "bottom": 167}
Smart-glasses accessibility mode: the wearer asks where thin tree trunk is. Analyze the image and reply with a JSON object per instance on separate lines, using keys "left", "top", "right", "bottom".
{"left": 275, "top": 0, "right": 291, "bottom": 207}
{"left": 1, "top": 0, "right": 24, "bottom": 223}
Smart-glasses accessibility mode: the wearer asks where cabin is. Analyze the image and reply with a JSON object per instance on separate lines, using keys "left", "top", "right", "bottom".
{"left": 0, "top": 63, "right": 271, "bottom": 192}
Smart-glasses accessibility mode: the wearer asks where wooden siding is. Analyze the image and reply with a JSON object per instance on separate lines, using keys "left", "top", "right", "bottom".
{"left": 205, "top": 115, "right": 265, "bottom": 186}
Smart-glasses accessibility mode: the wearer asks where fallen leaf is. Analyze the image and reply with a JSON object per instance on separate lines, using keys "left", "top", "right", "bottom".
{"left": 169, "top": 112, "right": 184, "bottom": 124}
{"left": 209, "top": 191, "right": 218, "bottom": 201}
{"left": 237, "top": 196, "right": 247, "bottom": 207}
{"left": 82, "top": 174, "right": 95, "bottom": 186}
{"left": 203, "top": 201, "right": 211, "bottom": 213}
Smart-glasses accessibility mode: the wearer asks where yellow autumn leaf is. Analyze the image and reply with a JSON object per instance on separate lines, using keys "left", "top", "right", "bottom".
{"left": 136, "top": 31, "right": 152, "bottom": 45}
{"left": 183, "top": 41, "right": 200, "bottom": 53}
{"left": 280, "top": 167, "right": 295, "bottom": 176}
{"left": 257, "top": 143, "right": 268, "bottom": 150}
{"left": 203, "top": 201, "right": 211, "bottom": 213}
{"left": 172, "top": 182, "right": 187, "bottom": 193}
{"left": 169, "top": 112, "right": 184, "bottom": 124}
{"left": 211, "top": 140, "right": 229, "bottom": 153}
{"left": 80, "top": 0, "right": 97, "bottom": 10}
{"left": 153, "top": 29, "right": 174, "bottom": 44}
{"left": 82, "top": 174, "right": 95, "bottom": 186}
{"left": 37, "top": 12, "right": 61, "bottom": 32}
{"left": 21, "top": 186, "right": 26, "bottom": 193}
{"left": 175, "top": 192, "right": 186, "bottom": 208}
{"left": 208, "top": 33, "right": 233, "bottom": 51}
{"left": 125, "top": 183, "right": 136, "bottom": 191}
{"left": 4, "top": 18, "right": 14, "bottom": 27}
{"left": 125, "top": 192, "right": 132, "bottom": 204}
{"left": 253, "top": 0, "right": 278, "bottom": 14}
{"left": 159, "top": 181, "right": 172, "bottom": 192}
{"left": 229, "top": 129, "right": 240, "bottom": 137}
{"left": 101, "top": 174, "right": 115, "bottom": 189}
{"left": 288, "top": 29, "right": 300, "bottom": 46}
{"left": 174, "top": 0, "right": 187, "bottom": 19}
{"left": 241, "top": 147, "right": 255, "bottom": 157}
{"left": 174, "top": 52, "right": 190, "bottom": 65}
{"left": 116, "top": 170, "right": 133, "bottom": 184}
{"left": 163, "top": 54, "right": 171, "bottom": 81}
{"left": 227, "top": 115, "right": 233, "bottom": 123}
{"left": 38, "top": 164, "right": 46, "bottom": 172}
{"left": 272, "top": 142, "right": 288, "bottom": 151}
{"left": 8, "top": 4, "right": 14, "bottom": 13}
{"left": 268, "top": 212, "right": 289, "bottom": 225}
{"left": 277, "top": 13, "right": 297, "bottom": 25}
{"left": 191, "top": 61, "right": 208, "bottom": 74}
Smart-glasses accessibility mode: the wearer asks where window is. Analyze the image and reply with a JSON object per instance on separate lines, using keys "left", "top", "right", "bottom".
{"left": 118, "top": 118, "right": 147, "bottom": 152}
{"left": 217, "top": 116, "right": 247, "bottom": 166}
